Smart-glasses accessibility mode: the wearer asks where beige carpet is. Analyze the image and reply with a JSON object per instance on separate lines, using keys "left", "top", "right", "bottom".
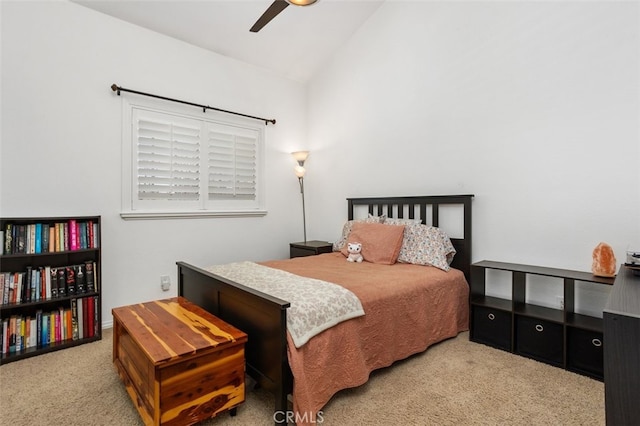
{"left": 0, "top": 329, "right": 604, "bottom": 425}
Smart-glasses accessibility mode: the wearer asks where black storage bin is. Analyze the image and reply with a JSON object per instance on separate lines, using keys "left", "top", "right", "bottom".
{"left": 472, "top": 306, "right": 512, "bottom": 351}
{"left": 567, "top": 327, "right": 604, "bottom": 380}
{"left": 515, "top": 316, "right": 563, "bottom": 366}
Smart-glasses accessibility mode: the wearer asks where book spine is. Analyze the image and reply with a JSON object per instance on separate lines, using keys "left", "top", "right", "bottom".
{"left": 78, "top": 298, "right": 84, "bottom": 339}
{"left": 39, "top": 313, "right": 44, "bottom": 347}
{"left": 10, "top": 274, "right": 17, "bottom": 304}
{"left": 41, "top": 223, "right": 49, "bottom": 253}
{"left": 55, "top": 310, "right": 61, "bottom": 343}
{"left": 34, "top": 223, "right": 42, "bottom": 254}
{"left": 16, "top": 317, "right": 22, "bottom": 352}
{"left": 25, "top": 266, "right": 33, "bottom": 303}
{"left": 71, "top": 298, "right": 79, "bottom": 340}
{"left": 68, "top": 220, "right": 77, "bottom": 251}
{"left": 4, "top": 224, "right": 12, "bottom": 254}
{"left": 7, "top": 274, "right": 14, "bottom": 304}
{"left": 36, "top": 310, "right": 42, "bottom": 348}
{"left": 65, "top": 309, "right": 72, "bottom": 341}
{"left": 57, "top": 268, "right": 66, "bottom": 298}
{"left": 77, "top": 222, "right": 82, "bottom": 250}
{"left": 85, "top": 261, "right": 94, "bottom": 293}
{"left": 89, "top": 297, "right": 94, "bottom": 337}
{"left": 94, "top": 296, "right": 99, "bottom": 337}
{"left": 93, "top": 222, "right": 100, "bottom": 248}
{"left": 31, "top": 317, "right": 35, "bottom": 348}
{"left": 63, "top": 223, "right": 68, "bottom": 251}
{"left": 65, "top": 266, "right": 75, "bottom": 296}
{"left": 33, "top": 269, "right": 39, "bottom": 302}
{"left": 44, "top": 266, "right": 51, "bottom": 300}
{"left": 48, "top": 225, "right": 55, "bottom": 253}
{"left": 50, "top": 268, "right": 58, "bottom": 299}
{"left": 39, "top": 267, "right": 45, "bottom": 301}
{"left": 82, "top": 297, "right": 89, "bottom": 339}
{"left": 42, "top": 313, "right": 49, "bottom": 346}
{"left": 50, "top": 313, "right": 55, "bottom": 344}
{"left": 79, "top": 222, "right": 87, "bottom": 249}
{"left": 88, "top": 220, "right": 94, "bottom": 248}
{"left": 55, "top": 223, "right": 61, "bottom": 252}
{"left": 76, "top": 264, "right": 85, "bottom": 294}
{"left": 32, "top": 269, "right": 39, "bottom": 302}
{"left": 30, "top": 318, "right": 36, "bottom": 348}
{"left": 27, "top": 224, "right": 34, "bottom": 254}
{"left": 1, "top": 318, "right": 8, "bottom": 354}
{"left": 22, "top": 272, "right": 28, "bottom": 303}
{"left": 13, "top": 273, "right": 21, "bottom": 304}
{"left": 76, "top": 222, "right": 82, "bottom": 249}
{"left": 24, "top": 316, "right": 30, "bottom": 348}
{"left": 20, "top": 273, "right": 27, "bottom": 304}
{"left": 21, "top": 317, "right": 27, "bottom": 350}
{"left": 2, "top": 273, "right": 9, "bottom": 304}
{"left": 9, "top": 316, "right": 16, "bottom": 353}
{"left": 16, "top": 225, "right": 26, "bottom": 254}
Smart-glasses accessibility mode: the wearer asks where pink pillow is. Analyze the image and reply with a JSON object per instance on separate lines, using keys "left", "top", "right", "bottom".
{"left": 341, "top": 222, "right": 405, "bottom": 265}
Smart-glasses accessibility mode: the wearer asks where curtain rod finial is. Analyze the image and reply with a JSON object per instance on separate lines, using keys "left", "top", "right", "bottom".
{"left": 111, "top": 84, "right": 121, "bottom": 95}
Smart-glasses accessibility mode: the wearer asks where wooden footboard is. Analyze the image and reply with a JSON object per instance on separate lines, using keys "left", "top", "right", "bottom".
{"left": 177, "top": 262, "right": 292, "bottom": 417}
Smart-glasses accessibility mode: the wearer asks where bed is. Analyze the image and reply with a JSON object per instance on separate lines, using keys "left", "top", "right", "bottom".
{"left": 177, "top": 194, "right": 473, "bottom": 424}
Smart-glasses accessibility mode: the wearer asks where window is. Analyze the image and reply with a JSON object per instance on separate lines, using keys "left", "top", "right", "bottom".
{"left": 121, "top": 98, "right": 265, "bottom": 219}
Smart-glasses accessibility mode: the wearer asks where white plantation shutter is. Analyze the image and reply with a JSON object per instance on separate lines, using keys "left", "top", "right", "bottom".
{"left": 135, "top": 111, "right": 201, "bottom": 202}
{"left": 124, "top": 103, "right": 265, "bottom": 218}
{"left": 208, "top": 125, "right": 258, "bottom": 201}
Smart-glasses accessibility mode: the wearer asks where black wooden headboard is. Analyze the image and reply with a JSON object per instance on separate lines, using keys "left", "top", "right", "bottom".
{"left": 347, "top": 195, "right": 474, "bottom": 282}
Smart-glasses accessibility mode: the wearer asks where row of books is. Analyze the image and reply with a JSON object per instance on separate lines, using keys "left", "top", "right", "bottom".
{"left": 0, "top": 261, "right": 97, "bottom": 306}
{"left": 2, "top": 219, "right": 100, "bottom": 255}
{"left": 1, "top": 296, "right": 98, "bottom": 354}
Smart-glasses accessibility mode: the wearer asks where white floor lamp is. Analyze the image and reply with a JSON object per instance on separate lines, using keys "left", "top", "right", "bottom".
{"left": 292, "top": 151, "right": 309, "bottom": 243}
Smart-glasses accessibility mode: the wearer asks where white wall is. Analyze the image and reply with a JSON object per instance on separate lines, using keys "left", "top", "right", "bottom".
{"left": 307, "top": 1, "right": 639, "bottom": 310}
{"left": 1, "top": 1, "right": 308, "bottom": 326}
{"left": 2, "top": 1, "right": 639, "bottom": 323}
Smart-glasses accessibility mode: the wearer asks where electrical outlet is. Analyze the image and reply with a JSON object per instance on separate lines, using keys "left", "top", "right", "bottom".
{"left": 160, "top": 275, "right": 171, "bottom": 291}
{"left": 556, "top": 296, "right": 564, "bottom": 309}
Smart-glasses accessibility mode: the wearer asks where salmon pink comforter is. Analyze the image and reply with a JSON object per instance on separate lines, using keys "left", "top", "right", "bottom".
{"left": 260, "top": 252, "right": 469, "bottom": 424}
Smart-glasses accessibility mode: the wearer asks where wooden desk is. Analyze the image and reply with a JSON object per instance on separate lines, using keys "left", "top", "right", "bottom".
{"left": 112, "top": 297, "right": 247, "bottom": 426}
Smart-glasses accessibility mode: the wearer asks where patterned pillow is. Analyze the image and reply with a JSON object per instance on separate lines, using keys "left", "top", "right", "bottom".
{"left": 397, "top": 225, "right": 456, "bottom": 271}
{"left": 383, "top": 218, "right": 422, "bottom": 226}
{"left": 332, "top": 214, "right": 386, "bottom": 251}
{"left": 383, "top": 218, "right": 422, "bottom": 260}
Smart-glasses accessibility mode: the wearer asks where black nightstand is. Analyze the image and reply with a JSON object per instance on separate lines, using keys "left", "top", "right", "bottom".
{"left": 289, "top": 240, "right": 333, "bottom": 258}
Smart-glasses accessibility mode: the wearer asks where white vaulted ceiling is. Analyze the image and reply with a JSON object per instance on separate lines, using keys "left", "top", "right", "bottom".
{"left": 73, "top": 0, "right": 385, "bottom": 82}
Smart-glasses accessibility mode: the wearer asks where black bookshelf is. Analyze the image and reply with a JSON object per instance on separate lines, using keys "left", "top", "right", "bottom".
{"left": 0, "top": 216, "right": 102, "bottom": 364}
{"left": 470, "top": 260, "right": 614, "bottom": 380}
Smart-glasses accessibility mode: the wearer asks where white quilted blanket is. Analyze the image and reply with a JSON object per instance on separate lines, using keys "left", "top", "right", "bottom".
{"left": 205, "top": 261, "right": 365, "bottom": 348}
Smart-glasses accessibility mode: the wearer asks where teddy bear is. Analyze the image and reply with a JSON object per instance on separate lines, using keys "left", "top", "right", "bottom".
{"left": 347, "top": 242, "right": 363, "bottom": 263}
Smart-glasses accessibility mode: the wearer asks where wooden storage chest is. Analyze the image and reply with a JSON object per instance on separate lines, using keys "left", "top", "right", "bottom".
{"left": 112, "top": 297, "right": 247, "bottom": 426}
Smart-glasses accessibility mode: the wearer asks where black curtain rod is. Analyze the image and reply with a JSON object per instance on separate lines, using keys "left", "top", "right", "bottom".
{"left": 110, "top": 84, "right": 276, "bottom": 125}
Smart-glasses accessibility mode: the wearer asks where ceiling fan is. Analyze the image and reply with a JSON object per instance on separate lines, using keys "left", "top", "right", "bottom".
{"left": 250, "top": 0, "right": 319, "bottom": 33}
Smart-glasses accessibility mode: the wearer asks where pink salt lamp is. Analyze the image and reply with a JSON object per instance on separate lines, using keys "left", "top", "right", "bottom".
{"left": 592, "top": 242, "right": 617, "bottom": 277}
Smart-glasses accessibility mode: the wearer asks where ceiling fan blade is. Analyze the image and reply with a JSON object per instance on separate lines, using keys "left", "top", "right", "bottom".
{"left": 250, "top": 0, "right": 289, "bottom": 33}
